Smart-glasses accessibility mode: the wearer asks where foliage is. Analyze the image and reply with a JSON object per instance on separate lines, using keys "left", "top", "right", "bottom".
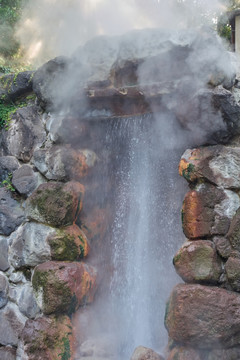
{"left": 0, "top": 173, "right": 15, "bottom": 192}
{"left": 0, "top": 100, "right": 17, "bottom": 129}
{"left": 218, "top": 23, "right": 232, "bottom": 41}
{"left": 0, "top": 0, "right": 26, "bottom": 57}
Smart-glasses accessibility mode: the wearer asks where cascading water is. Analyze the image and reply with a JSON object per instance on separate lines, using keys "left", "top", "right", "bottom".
{"left": 108, "top": 113, "right": 187, "bottom": 358}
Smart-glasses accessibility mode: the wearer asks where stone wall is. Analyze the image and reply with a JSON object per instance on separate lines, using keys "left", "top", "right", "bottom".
{"left": 165, "top": 144, "right": 240, "bottom": 359}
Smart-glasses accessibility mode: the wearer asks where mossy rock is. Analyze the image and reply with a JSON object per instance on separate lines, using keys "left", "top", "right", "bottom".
{"left": 26, "top": 181, "right": 84, "bottom": 227}
{"left": 32, "top": 261, "right": 97, "bottom": 315}
{"left": 48, "top": 224, "right": 90, "bottom": 261}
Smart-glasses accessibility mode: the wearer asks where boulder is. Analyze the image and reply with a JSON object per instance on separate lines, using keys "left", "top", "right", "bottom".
{"left": 182, "top": 183, "right": 239, "bottom": 239}
{"left": 167, "top": 346, "right": 202, "bottom": 360}
{"left": 130, "top": 346, "right": 164, "bottom": 360}
{"left": 165, "top": 283, "right": 240, "bottom": 348}
{"left": 8, "top": 222, "right": 53, "bottom": 269}
{"left": 0, "top": 273, "right": 9, "bottom": 308}
{"left": 47, "top": 224, "right": 90, "bottom": 261}
{"left": 1, "top": 106, "right": 46, "bottom": 162}
{"left": 0, "top": 302, "right": 27, "bottom": 346}
{"left": 32, "top": 56, "right": 69, "bottom": 110}
{"left": 12, "top": 165, "right": 45, "bottom": 196}
{"left": 17, "top": 315, "right": 73, "bottom": 360}
{"left": 0, "top": 156, "right": 20, "bottom": 182}
{"left": 78, "top": 337, "right": 116, "bottom": 359}
{"left": 33, "top": 145, "right": 97, "bottom": 181}
{"left": 0, "top": 71, "right": 34, "bottom": 101}
{"left": 26, "top": 181, "right": 84, "bottom": 226}
{"left": 179, "top": 146, "right": 240, "bottom": 188}
{"left": 173, "top": 240, "right": 222, "bottom": 284}
{"left": 213, "top": 236, "right": 232, "bottom": 259}
{"left": 0, "top": 188, "right": 25, "bottom": 236}
{"left": 18, "top": 283, "right": 40, "bottom": 319}
{"left": 0, "top": 236, "right": 10, "bottom": 271}
{"left": 207, "top": 347, "right": 240, "bottom": 360}
{"left": 225, "top": 255, "right": 240, "bottom": 292}
{"left": 32, "top": 261, "right": 97, "bottom": 314}
{"left": 0, "top": 346, "right": 16, "bottom": 360}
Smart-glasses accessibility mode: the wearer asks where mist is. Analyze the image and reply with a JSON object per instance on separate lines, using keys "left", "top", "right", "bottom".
{"left": 16, "top": 0, "right": 229, "bottom": 65}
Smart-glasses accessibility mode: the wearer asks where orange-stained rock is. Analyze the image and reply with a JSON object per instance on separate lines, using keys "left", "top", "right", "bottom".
{"left": 80, "top": 207, "right": 109, "bottom": 245}
{"left": 167, "top": 346, "right": 201, "bottom": 360}
{"left": 165, "top": 284, "right": 240, "bottom": 348}
{"left": 18, "top": 315, "right": 74, "bottom": 360}
{"left": 26, "top": 181, "right": 85, "bottom": 227}
{"left": 182, "top": 183, "right": 236, "bottom": 239}
{"left": 47, "top": 224, "right": 90, "bottom": 261}
{"left": 173, "top": 240, "right": 222, "bottom": 284}
{"left": 32, "top": 261, "right": 97, "bottom": 315}
{"left": 33, "top": 145, "right": 97, "bottom": 181}
{"left": 179, "top": 146, "right": 240, "bottom": 189}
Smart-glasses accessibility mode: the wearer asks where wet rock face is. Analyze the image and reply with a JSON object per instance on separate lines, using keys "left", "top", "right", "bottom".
{"left": 130, "top": 346, "right": 164, "bottom": 360}
{"left": 0, "top": 188, "right": 25, "bottom": 236}
{"left": 173, "top": 240, "right": 222, "bottom": 284}
{"left": 181, "top": 183, "right": 239, "bottom": 239}
{"left": 32, "top": 261, "right": 97, "bottom": 315}
{"left": 33, "top": 145, "right": 97, "bottom": 181}
{"left": 18, "top": 315, "right": 73, "bottom": 360}
{"left": 26, "top": 181, "right": 84, "bottom": 226}
{"left": 165, "top": 284, "right": 240, "bottom": 349}
{"left": 179, "top": 146, "right": 240, "bottom": 188}
{"left": 167, "top": 346, "right": 202, "bottom": 360}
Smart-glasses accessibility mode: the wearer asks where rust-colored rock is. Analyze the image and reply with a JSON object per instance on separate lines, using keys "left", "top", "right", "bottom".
{"left": 47, "top": 224, "right": 90, "bottom": 261}
{"left": 18, "top": 315, "right": 74, "bottom": 360}
{"left": 173, "top": 240, "right": 222, "bottom": 284}
{"left": 32, "top": 261, "right": 97, "bottom": 315}
{"left": 182, "top": 183, "right": 236, "bottom": 239}
{"left": 165, "top": 283, "right": 240, "bottom": 348}
{"left": 167, "top": 346, "right": 202, "bottom": 360}
{"left": 26, "top": 181, "right": 84, "bottom": 226}
{"left": 179, "top": 146, "right": 240, "bottom": 189}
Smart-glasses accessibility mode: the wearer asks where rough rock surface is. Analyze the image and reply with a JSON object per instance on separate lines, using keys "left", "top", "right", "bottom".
{"left": 26, "top": 181, "right": 84, "bottom": 226}
{"left": 0, "top": 272, "right": 9, "bottom": 308}
{"left": 173, "top": 240, "right": 222, "bottom": 284}
{"left": 0, "top": 346, "right": 16, "bottom": 360}
{"left": 32, "top": 261, "right": 97, "bottom": 314}
{"left": 213, "top": 236, "right": 232, "bottom": 259}
{"left": 47, "top": 224, "right": 90, "bottom": 261}
{"left": 0, "top": 71, "right": 34, "bottom": 101}
{"left": 0, "top": 302, "right": 27, "bottom": 346}
{"left": 182, "top": 183, "right": 239, "bottom": 239}
{"left": 17, "top": 315, "right": 73, "bottom": 360}
{"left": 225, "top": 255, "right": 240, "bottom": 292}
{"left": 33, "top": 145, "right": 97, "bottom": 181}
{"left": 8, "top": 222, "right": 53, "bottom": 269}
{"left": 0, "top": 236, "right": 10, "bottom": 271}
{"left": 207, "top": 347, "right": 240, "bottom": 360}
{"left": 0, "top": 156, "right": 20, "bottom": 182}
{"left": 12, "top": 165, "right": 44, "bottom": 196}
{"left": 227, "top": 208, "right": 240, "bottom": 251}
{"left": 179, "top": 146, "right": 240, "bottom": 188}
{"left": 130, "top": 346, "right": 164, "bottom": 360}
{"left": 18, "top": 283, "right": 40, "bottom": 319}
{"left": 0, "top": 188, "right": 25, "bottom": 236}
{"left": 165, "top": 283, "right": 240, "bottom": 348}
{"left": 1, "top": 106, "right": 46, "bottom": 162}
{"left": 78, "top": 337, "right": 116, "bottom": 359}
{"left": 167, "top": 346, "right": 202, "bottom": 360}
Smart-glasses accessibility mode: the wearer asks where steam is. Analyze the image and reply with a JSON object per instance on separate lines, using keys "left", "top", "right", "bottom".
{"left": 16, "top": 0, "right": 228, "bottom": 65}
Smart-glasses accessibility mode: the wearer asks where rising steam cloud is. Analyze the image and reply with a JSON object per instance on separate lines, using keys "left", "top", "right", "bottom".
{"left": 16, "top": 0, "right": 228, "bottom": 65}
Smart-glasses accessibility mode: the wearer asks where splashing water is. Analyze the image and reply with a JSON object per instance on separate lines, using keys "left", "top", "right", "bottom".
{"left": 109, "top": 114, "right": 186, "bottom": 358}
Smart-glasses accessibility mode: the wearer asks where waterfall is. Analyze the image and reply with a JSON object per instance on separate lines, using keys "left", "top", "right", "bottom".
{"left": 108, "top": 113, "right": 186, "bottom": 358}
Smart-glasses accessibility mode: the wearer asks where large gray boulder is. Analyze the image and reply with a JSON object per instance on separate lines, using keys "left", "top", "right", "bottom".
{"left": 0, "top": 302, "right": 27, "bottom": 346}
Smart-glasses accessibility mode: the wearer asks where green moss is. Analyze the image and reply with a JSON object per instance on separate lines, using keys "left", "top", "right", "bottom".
{"left": 67, "top": 294, "right": 78, "bottom": 316}
{"left": 0, "top": 101, "right": 17, "bottom": 129}
{"left": 0, "top": 172, "right": 15, "bottom": 191}
{"left": 182, "top": 163, "right": 195, "bottom": 181}
{"left": 49, "top": 230, "right": 79, "bottom": 261}
{"left": 59, "top": 337, "right": 71, "bottom": 360}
